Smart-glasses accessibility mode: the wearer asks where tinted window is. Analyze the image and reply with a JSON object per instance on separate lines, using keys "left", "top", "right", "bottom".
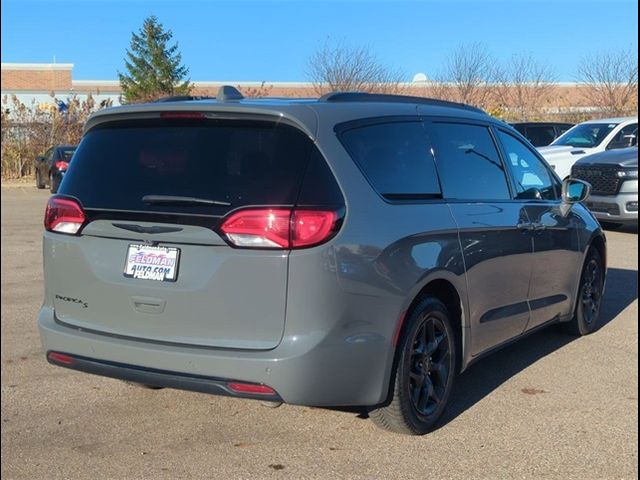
{"left": 61, "top": 119, "right": 316, "bottom": 215}
{"left": 552, "top": 123, "right": 618, "bottom": 148}
{"left": 525, "top": 126, "right": 555, "bottom": 147}
{"left": 607, "top": 123, "right": 638, "bottom": 150}
{"left": 339, "top": 121, "right": 441, "bottom": 199}
{"left": 497, "top": 130, "right": 558, "bottom": 200}
{"left": 430, "top": 123, "right": 510, "bottom": 200}
{"left": 58, "top": 148, "right": 76, "bottom": 161}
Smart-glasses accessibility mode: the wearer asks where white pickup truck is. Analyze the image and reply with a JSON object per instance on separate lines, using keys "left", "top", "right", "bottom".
{"left": 538, "top": 116, "right": 637, "bottom": 179}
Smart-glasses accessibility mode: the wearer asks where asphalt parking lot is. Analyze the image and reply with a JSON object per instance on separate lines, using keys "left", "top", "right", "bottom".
{"left": 1, "top": 185, "right": 637, "bottom": 480}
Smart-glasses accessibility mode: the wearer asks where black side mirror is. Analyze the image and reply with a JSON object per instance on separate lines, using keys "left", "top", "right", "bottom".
{"left": 36, "top": 156, "right": 45, "bottom": 162}
{"left": 562, "top": 178, "right": 591, "bottom": 204}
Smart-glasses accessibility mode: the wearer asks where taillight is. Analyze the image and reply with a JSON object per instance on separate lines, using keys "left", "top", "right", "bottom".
{"left": 291, "top": 210, "right": 337, "bottom": 248}
{"left": 220, "top": 208, "right": 338, "bottom": 249}
{"left": 44, "top": 196, "right": 86, "bottom": 234}
{"left": 54, "top": 160, "right": 69, "bottom": 170}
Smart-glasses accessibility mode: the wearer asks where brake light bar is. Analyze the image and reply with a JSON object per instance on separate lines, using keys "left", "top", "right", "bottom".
{"left": 44, "top": 196, "right": 86, "bottom": 235}
{"left": 220, "top": 208, "right": 338, "bottom": 249}
{"left": 160, "top": 112, "right": 207, "bottom": 120}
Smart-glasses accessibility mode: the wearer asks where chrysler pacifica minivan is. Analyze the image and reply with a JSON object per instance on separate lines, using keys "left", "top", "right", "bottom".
{"left": 39, "top": 88, "right": 606, "bottom": 435}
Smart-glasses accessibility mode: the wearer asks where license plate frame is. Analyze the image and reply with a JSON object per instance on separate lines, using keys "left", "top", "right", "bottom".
{"left": 123, "top": 244, "right": 180, "bottom": 282}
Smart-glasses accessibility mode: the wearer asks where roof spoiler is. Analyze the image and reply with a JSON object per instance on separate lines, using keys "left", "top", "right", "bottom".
{"left": 153, "top": 86, "right": 245, "bottom": 103}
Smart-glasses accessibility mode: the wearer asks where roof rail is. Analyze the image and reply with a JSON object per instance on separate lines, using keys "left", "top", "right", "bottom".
{"left": 319, "top": 91, "right": 486, "bottom": 114}
{"left": 154, "top": 95, "right": 214, "bottom": 103}
{"left": 217, "top": 86, "right": 244, "bottom": 101}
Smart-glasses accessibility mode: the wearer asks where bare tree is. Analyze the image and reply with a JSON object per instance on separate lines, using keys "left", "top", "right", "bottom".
{"left": 307, "top": 39, "right": 405, "bottom": 95}
{"left": 237, "top": 81, "right": 273, "bottom": 98}
{"left": 576, "top": 50, "right": 638, "bottom": 116}
{"left": 1, "top": 94, "right": 109, "bottom": 179}
{"left": 435, "top": 43, "right": 496, "bottom": 108}
{"left": 494, "top": 54, "right": 556, "bottom": 121}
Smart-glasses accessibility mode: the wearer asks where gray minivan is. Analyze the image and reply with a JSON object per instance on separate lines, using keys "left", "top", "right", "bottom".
{"left": 39, "top": 89, "right": 607, "bottom": 435}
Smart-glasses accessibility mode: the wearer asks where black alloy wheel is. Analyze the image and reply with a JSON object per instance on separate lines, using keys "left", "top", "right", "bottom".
{"left": 408, "top": 314, "right": 451, "bottom": 417}
{"left": 564, "top": 248, "right": 605, "bottom": 336}
{"left": 369, "top": 297, "right": 456, "bottom": 435}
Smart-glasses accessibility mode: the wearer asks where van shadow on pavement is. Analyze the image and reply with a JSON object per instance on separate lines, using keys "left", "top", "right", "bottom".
{"left": 331, "top": 267, "right": 638, "bottom": 427}
{"left": 439, "top": 266, "right": 638, "bottom": 429}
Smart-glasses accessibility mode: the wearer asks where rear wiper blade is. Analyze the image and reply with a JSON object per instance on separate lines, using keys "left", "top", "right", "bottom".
{"left": 142, "top": 195, "right": 232, "bottom": 207}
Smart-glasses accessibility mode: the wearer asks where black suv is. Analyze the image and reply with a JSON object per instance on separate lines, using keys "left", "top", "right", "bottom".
{"left": 512, "top": 122, "right": 574, "bottom": 147}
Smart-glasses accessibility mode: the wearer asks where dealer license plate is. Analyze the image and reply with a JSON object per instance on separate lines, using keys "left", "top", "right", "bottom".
{"left": 124, "top": 244, "right": 180, "bottom": 282}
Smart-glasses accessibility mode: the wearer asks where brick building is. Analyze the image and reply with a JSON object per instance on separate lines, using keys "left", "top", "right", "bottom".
{"left": 0, "top": 62, "right": 606, "bottom": 120}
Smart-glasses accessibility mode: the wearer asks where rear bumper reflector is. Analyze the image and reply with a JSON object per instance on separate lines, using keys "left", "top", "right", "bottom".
{"left": 45, "top": 351, "right": 282, "bottom": 402}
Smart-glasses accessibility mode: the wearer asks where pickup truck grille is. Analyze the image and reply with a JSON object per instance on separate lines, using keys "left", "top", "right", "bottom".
{"left": 571, "top": 165, "right": 622, "bottom": 196}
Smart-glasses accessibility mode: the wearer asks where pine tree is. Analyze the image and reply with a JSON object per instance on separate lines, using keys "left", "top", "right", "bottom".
{"left": 118, "top": 16, "right": 192, "bottom": 103}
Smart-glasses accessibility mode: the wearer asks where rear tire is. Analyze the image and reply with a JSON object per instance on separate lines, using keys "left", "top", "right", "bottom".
{"left": 36, "top": 170, "right": 46, "bottom": 189}
{"left": 49, "top": 173, "right": 59, "bottom": 194}
{"left": 369, "top": 297, "right": 456, "bottom": 435}
{"left": 562, "top": 248, "right": 604, "bottom": 336}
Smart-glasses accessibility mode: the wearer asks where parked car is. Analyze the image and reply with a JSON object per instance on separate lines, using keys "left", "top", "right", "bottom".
{"left": 572, "top": 147, "right": 638, "bottom": 226}
{"left": 35, "top": 145, "right": 77, "bottom": 193}
{"left": 538, "top": 116, "right": 638, "bottom": 179}
{"left": 511, "top": 122, "right": 573, "bottom": 147}
{"left": 39, "top": 88, "right": 607, "bottom": 435}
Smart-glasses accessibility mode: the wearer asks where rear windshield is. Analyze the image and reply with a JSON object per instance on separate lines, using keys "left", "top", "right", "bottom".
{"left": 59, "top": 148, "right": 76, "bottom": 161}
{"left": 60, "top": 119, "right": 314, "bottom": 215}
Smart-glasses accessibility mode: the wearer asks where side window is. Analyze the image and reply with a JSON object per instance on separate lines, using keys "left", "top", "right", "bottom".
{"left": 607, "top": 123, "right": 638, "bottom": 150}
{"left": 497, "top": 130, "right": 558, "bottom": 200}
{"left": 525, "top": 126, "right": 555, "bottom": 147}
{"left": 430, "top": 122, "right": 511, "bottom": 200}
{"left": 339, "top": 121, "right": 441, "bottom": 199}
{"left": 45, "top": 148, "right": 54, "bottom": 161}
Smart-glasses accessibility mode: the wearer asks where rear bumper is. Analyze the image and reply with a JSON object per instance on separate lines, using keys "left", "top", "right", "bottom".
{"left": 46, "top": 351, "right": 282, "bottom": 402}
{"left": 38, "top": 306, "right": 393, "bottom": 407}
{"left": 586, "top": 192, "right": 638, "bottom": 224}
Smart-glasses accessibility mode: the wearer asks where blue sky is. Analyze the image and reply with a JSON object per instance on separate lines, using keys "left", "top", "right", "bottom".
{"left": 1, "top": 0, "right": 638, "bottom": 82}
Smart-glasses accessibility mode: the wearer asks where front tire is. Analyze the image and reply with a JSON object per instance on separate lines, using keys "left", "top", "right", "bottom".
{"left": 563, "top": 248, "right": 605, "bottom": 336}
{"left": 369, "top": 297, "right": 456, "bottom": 435}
